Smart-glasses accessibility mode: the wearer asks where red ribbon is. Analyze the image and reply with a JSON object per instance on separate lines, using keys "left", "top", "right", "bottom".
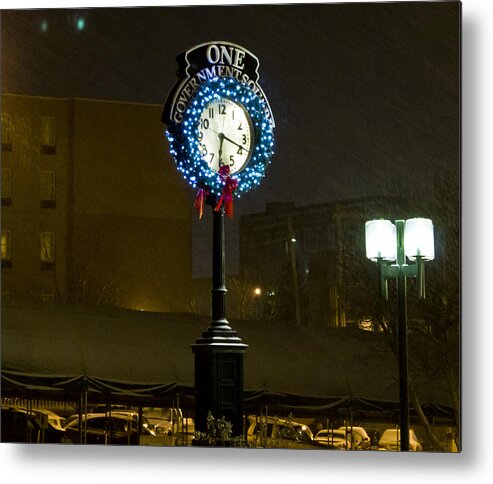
{"left": 194, "top": 188, "right": 207, "bottom": 220}
{"left": 214, "top": 165, "right": 238, "bottom": 219}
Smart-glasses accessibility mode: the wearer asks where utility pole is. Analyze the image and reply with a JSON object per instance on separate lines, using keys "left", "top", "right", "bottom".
{"left": 334, "top": 205, "right": 346, "bottom": 328}
{"left": 287, "top": 217, "right": 302, "bottom": 327}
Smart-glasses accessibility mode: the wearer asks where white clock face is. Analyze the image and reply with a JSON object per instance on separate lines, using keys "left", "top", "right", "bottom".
{"left": 198, "top": 98, "right": 254, "bottom": 174}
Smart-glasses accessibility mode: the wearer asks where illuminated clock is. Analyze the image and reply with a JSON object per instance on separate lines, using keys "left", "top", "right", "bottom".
{"left": 198, "top": 98, "right": 254, "bottom": 174}
{"left": 166, "top": 77, "right": 274, "bottom": 198}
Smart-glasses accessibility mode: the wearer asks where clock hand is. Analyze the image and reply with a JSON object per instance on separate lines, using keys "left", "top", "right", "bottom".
{"left": 218, "top": 117, "right": 226, "bottom": 162}
{"left": 207, "top": 126, "right": 227, "bottom": 151}
{"left": 222, "top": 134, "right": 250, "bottom": 153}
{"left": 218, "top": 132, "right": 224, "bottom": 162}
{"left": 205, "top": 125, "right": 249, "bottom": 154}
{"left": 207, "top": 126, "right": 220, "bottom": 135}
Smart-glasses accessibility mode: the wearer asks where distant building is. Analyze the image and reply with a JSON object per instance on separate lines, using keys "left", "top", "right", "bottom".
{"left": 239, "top": 198, "right": 401, "bottom": 328}
{"left": 1, "top": 93, "right": 192, "bottom": 312}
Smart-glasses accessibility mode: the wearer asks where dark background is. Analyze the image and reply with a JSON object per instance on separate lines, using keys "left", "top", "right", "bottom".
{"left": 3, "top": 1, "right": 487, "bottom": 481}
{"left": 1, "top": 2, "right": 460, "bottom": 275}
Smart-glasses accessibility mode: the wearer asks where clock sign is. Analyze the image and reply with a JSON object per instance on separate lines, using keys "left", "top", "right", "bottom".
{"left": 162, "top": 42, "right": 275, "bottom": 217}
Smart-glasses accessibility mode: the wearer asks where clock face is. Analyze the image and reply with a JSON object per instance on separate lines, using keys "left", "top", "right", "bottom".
{"left": 198, "top": 98, "right": 254, "bottom": 174}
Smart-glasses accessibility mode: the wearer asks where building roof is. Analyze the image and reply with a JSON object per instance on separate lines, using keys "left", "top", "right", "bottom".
{"left": 1, "top": 299, "right": 453, "bottom": 417}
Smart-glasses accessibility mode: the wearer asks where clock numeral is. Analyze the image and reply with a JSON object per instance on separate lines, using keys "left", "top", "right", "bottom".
{"left": 200, "top": 119, "right": 209, "bottom": 130}
{"left": 208, "top": 107, "right": 214, "bottom": 118}
{"left": 201, "top": 144, "right": 208, "bottom": 155}
{"left": 229, "top": 155, "right": 235, "bottom": 166}
{"left": 237, "top": 146, "right": 243, "bottom": 155}
{"left": 198, "top": 131, "right": 203, "bottom": 142}
{"left": 209, "top": 153, "right": 215, "bottom": 163}
{"left": 242, "top": 134, "right": 247, "bottom": 145}
{"left": 237, "top": 122, "right": 243, "bottom": 131}
{"left": 219, "top": 104, "right": 226, "bottom": 115}
{"left": 232, "top": 109, "right": 235, "bottom": 120}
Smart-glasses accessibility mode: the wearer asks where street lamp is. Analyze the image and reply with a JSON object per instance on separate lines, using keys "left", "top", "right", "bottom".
{"left": 365, "top": 217, "right": 434, "bottom": 451}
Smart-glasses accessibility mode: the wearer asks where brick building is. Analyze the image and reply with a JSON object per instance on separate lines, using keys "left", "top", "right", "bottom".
{"left": 1, "top": 93, "right": 192, "bottom": 312}
{"left": 239, "top": 198, "right": 404, "bottom": 328}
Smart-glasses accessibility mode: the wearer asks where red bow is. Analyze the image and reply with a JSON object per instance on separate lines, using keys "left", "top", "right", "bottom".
{"left": 214, "top": 165, "right": 238, "bottom": 219}
{"left": 194, "top": 188, "right": 208, "bottom": 220}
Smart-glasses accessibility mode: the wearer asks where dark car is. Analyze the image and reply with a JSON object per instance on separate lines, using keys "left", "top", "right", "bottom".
{"left": 65, "top": 413, "right": 156, "bottom": 445}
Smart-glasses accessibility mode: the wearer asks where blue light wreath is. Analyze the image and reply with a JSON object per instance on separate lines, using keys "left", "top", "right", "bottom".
{"left": 166, "top": 77, "right": 274, "bottom": 198}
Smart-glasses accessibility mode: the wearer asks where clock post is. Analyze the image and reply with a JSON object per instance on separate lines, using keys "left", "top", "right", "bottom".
{"left": 162, "top": 41, "right": 274, "bottom": 443}
{"left": 192, "top": 194, "right": 247, "bottom": 438}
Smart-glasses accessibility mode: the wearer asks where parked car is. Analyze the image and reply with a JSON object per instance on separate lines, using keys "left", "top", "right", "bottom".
{"left": 64, "top": 413, "right": 156, "bottom": 445}
{"left": 338, "top": 426, "right": 371, "bottom": 450}
{"left": 378, "top": 428, "right": 422, "bottom": 451}
{"left": 143, "top": 407, "right": 192, "bottom": 435}
{"left": 247, "top": 415, "right": 322, "bottom": 449}
{"left": 143, "top": 407, "right": 195, "bottom": 445}
{"left": 90, "top": 404, "right": 128, "bottom": 414}
{"left": 32, "top": 408, "right": 67, "bottom": 432}
{"left": 1, "top": 406, "right": 68, "bottom": 443}
{"left": 1, "top": 406, "right": 39, "bottom": 443}
{"left": 110, "top": 411, "right": 154, "bottom": 431}
{"left": 314, "top": 429, "right": 351, "bottom": 450}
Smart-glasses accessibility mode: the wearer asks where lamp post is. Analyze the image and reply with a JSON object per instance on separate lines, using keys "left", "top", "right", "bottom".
{"left": 253, "top": 287, "right": 262, "bottom": 319}
{"left": 365, "top": 217, "right": 434, "bottom": 451}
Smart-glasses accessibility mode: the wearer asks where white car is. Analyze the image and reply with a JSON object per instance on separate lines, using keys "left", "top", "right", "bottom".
{"left": 143, "top": 407, "right": 194, "bottom": 435}
{"left": 247, "top": 415, "right": 317, "bottom": 449}
{"left": 338, "top": 426, "right": 371, "bottom": 450}
{"left": 314, "top": 429, "right": 350, "bottom": 450}
{"left": 32, "top": 408, "right": 67, "bottom": 431}
{"left": 378, "top": 428, "right": 422, "bottom": 451}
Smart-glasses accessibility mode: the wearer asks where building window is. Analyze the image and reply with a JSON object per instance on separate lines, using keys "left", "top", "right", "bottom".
{"left": 40, "top": 231, "right": 55, "bottom": 270}
{"left": 2, "top": 168, "right": 12, "bottom": 206}
{"left": 40, "top": 116, "right": 56, "bottom": 154}
{"left": 1, "top": 230, "right": 12, "bottom": 268}
{"left": 1, "top": 113, "right": 13, "bottom": 151}
{"left": 40, "top": 293, "right": 55, "bottom": 303}
{"left": 40, "top": 171, "right": 56, "bottom": 208}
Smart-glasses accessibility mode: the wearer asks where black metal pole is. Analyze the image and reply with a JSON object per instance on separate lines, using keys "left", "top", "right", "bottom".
{"left": 396, "top": 220, "right": 410, "bottom": 451}
{"left": 211, "top": 206, "right": 228, "bottom": 329}
{"left": 397, "top": 271, "right": 410, "bottom": 451}
{"left": 192, "top": 200, "right": 247, "bottom": 439}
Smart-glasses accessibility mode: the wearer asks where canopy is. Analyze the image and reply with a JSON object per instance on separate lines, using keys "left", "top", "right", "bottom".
{"left": 1, "top": 299, "right": 453, "bottom": 417}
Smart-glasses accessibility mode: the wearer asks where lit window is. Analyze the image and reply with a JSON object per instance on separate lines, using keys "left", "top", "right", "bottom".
{"left": 1, "top": 113, "right": 13, "bottom": 151}
{"left": 2, "top": 168, "right": 12, "bottom": 206}
{"left": 40, "top": 116, "right": 56, "bottom": 153}
{"left": 1, "top": 230, "right": 12, "bottom": 268}
{"left": 40, "top": 171, "right": 56, "bottom": 208}
{"left": 40, "top": 231, "right": 55, "bottom": 269}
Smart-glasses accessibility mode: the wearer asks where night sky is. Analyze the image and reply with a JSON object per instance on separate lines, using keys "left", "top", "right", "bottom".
{"left": 1, "top": 2, "right": 460, "bottom": 276}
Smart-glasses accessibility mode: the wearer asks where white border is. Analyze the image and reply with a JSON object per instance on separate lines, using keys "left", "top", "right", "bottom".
{"left": 1, "top": 0, "right": 492, "bottom": 482}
